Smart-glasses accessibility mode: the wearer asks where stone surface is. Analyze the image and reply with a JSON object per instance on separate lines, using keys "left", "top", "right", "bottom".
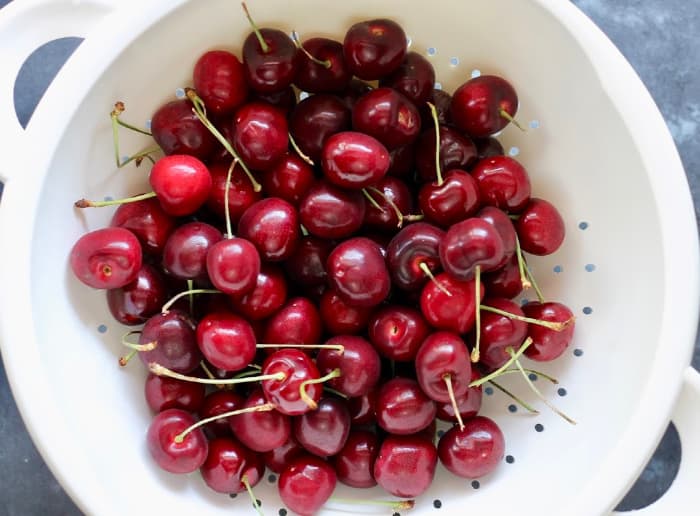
{"left": 0, "top": 1, "right": 698, "bottom": 514}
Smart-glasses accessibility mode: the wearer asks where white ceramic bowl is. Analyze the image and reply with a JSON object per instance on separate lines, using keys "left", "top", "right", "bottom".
{"left": 1, "top": 1, "right": 699, "bottom": 515}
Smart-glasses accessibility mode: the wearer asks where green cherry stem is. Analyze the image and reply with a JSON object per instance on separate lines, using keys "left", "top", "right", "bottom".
{"left": 514, "top": 235, "right": 532, "bottom": 290}
{"left": 241, "top": 2, "right": 269, "bottom": 53}
{"left": 291, "top": 30, "right": 332, "bottom": 68}
{"left": 499, "top": 367, "right": 559, "bottom": 384}
{"left": 361, "top": 188, "right": 383, "bottom": 210}
{"left": 288, "top": 132, "right": 315, "bottom": 166}
{"left": 118, "top": 349, "right": 137, "bottom": 367}
{"left": 149, "top": 363, "right": 285, "bottom": 386}
{"left": 173, "top": 403, "right": 276, "bottom": 444}
{"left": 256, "top": 344, "right": 345, "bottom": 353}
{"left": 242, "top": 474, "right": 264, "bottom": 516}
{"left": 328, "top": 498, "right": 415, "bottom": 511}
{"left": 426, "top": 101, "right": 444, "bottom": 186}
{"left": 523, "top": 260, "right": 545, "bottom": 303}
{"left": 468, "top": 337, "right": 533, "bottom": 388}
{"left": 223, "top": 158, "right": 238, "bottom": 238}
{"left": 120, "top": 330, "right": 156, "bottom": 352}
{"left": 488, "top": 379, "right": 539, "bottom": 414}
{"left": 161, "top": 288, "right": 222, "bottom": 313}
{"left": 74, "top": 191, "right": 157, "bottom": 208}
{"left": 300, "top": 368, "right": 342, "bottom": 410}
{"left": 471, "top": 265, "right": 482, "bottom": 363}
{"left": 479, "top": 305, "right": 572, "bottom": 331}
{"left": 419, "top": 262, "right": 452, "bottom": 297}
{"left": 443, "top": 373, "right": 465, "bottom": 430}
{"left": 499, "top": 108, "right": 526, "bottom": 132}
{"left": 118, "top": 145, "right": 161, "bottom": 169}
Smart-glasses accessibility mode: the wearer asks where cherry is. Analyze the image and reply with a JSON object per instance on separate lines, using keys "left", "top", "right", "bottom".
{"left": 515, "top": 197, "right": 566, "bottom": 255}
{"left": 522, "top": 301, "right": 575, "bottom": 361}
{"left": 348, "top": 389, "right": 378, "bottom": 426}
{"left": 333, "top": 429, "right": 378, "bottom": 488}
{"left": 70, "top": 227, "right": 142, "bottom": 290}
{"left": 283, "top": 236, "right": 333, "bottom": 288}
{"left": 418, "top": 170, "right": 481, "bottom": 228}
{"left": 150, "top": 99, "right": 217, "bottom": 160}
{"left": 206, "top": 237, "right": 261, "bottom": 296}
{"left": 368, "top": 305, "right": 430, "bottom": 362}
{"left": 138, "top": 310, "right": 201, "bottom": 374}
{"left": 251, "top": 86, "right": 297, "bottom": 113}
{"left": 352, "top": 88, "right": 421, "bottom": 150}
{"left": 338, "top": 78, "right": 373, "bottom": 110}
{"left": 380, "top": 51, "right": 435, "bottom": 106}
{"left": 206, "top": 160, "right": 263, "bottom": 226}
{"left": 474, "top": 136, "right": 505, "bottom": 159}
{"left": 230, "top": 264, "right": 287, "bottom": 320}
{"left": 146, "top": 408, "right": 208, "bottom": 474}
{"left": 343, "top": 18, "right": 407, "bottom": 79}
{"left": 415, "top": 125, "right": 477, "bottom": 183}
{"left": 262, "top": 297, "right": 323, "bottom": 349}
{"left": 438, "top": 416, "right": 505, "bottom": 478}
{"left": 387, "top": 143, "right": 416, "bottom": 178}
{"left": 386, "top": 222, "right": 444, "bottom": 292}
{"left": 144, "top": 372, "right": 205, "bottom": 413}
{"left": 230, "top": 387, "right": 291, "bottom": 452}
{"left": 316, "top": 336, "right": 381, "bottom": 397}
{"left": 149, "top": 154, "right": 212, "bottom": 216}
{"left": 363, "top": 175, "right": 414, "bottom": 231}
{"left": 420, "top": 88, "right": 452, "bottom": 128}
{"left": 293, "top": 36, "right": 351, "bottom": 93}
{"left": 440, "top": 217, "right": 506, "bottom": 280}
{"left": 319, "top": 289, "right": 372, "bottom": 335}
{"left": 471, "top": 156, "right": 531, "bottom": 213}
{"left": 415, "top": 331, "right": 472, "bottom": 403}
{"left": 110, "top": 198, "right": 176, "bottom": 256}
{"left": 477, "top": 205, "right": 517, "bottom": 268}
{"left": 327, "top": 237, "right": 391, "bottom": 308}
{"left": 193, "top": 50, "right": 248, "bottom": 117}
{"left": 107, "top": 264, "right": 167, "bottom": 325}
{"left": 162, "top": 222, "right": 222, "bottom": 281}
{"left": 450, "top": 75, "right": 519, "bottom": 138}
{"left": 237, "top": 197, "right": 300, "bottom": 262}
{"left": 289, "top": 93, "right": 351, "bottom": 162}
{"left": 482, "top": 253, "right": 523, "bottom": 299}
{"left": 321, "top": 131, "right": 390, "bottom": 190}
{"left": 196, "top": 311, "right": 256, "bottom": 371}
{"left": 261, "top": 153, "right": 315, "bottom": 206}
{"left": 261, "top": 348, "right": 323, "bottom": 415}
{"left": 375, "top": 377, "right": 436, "bottom": 435}
{"left": 293, "top": 397, "right": 351, "bottom": 457}
{"left": 436, "top": 370, "right": 483, "bottom": 423}
{"left": 200, "top": 437, "right": 260, "bottom": 494}
{"left": 232, "top": 102, "right": 288, "bottom": 171}
{"left": 299, "top": 180, "right": 366, "bottom": 239}
{"left": 373, "top": 434, "right": 437, "bottom": 498}
{"left": 198, "top": 390, "right": 244, "bottom": 438}
{"left": 278, "top": 455, "right": 337, "bottom": 516}
{"left": 479, "top": 297, "right": 528, "bottom": 370}
{"left": 263, "top": 435, "right": 305, "bottom": 474}
{"left": 420, "top": 272, "right": 484, "bottom": 334}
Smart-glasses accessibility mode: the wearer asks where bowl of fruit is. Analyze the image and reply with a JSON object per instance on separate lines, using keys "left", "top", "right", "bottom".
{"left": 0, "top": 0, "right": 698, "bottom": 515}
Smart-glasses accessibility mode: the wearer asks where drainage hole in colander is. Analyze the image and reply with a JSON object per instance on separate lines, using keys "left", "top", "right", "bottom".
{"left": 427, "top": 47, "right": 436, "bottom": 56}
{"left": 578, "top": 221, "right": 589, "bottom": 230}
{"left": 279, "top": 509, "right": 287, "bottom": 516}
{"left": 505, "top": 455, "right": 515, "bottom": 464}
{"left": 268, "top": 473, "right": 277, "bottom": 483}
{"left": 535, "top": 423, "right": 544, "bottom": 432}
{"left": 508, "top": 146, "right": 520, "bottom": 157}
{"left": 471, "top": 480, "right": 480, "bottom": 489}
{"left": 528, "top": 373, "right": 538, "bottom": 381}
{"left": 471, "top": 69, "right": 481, "bottom": 78}
{"left": 585, "top": 263, "right": 596, "bottom": 272}
{"left": 229, "top": 493, "right": 237, "bottom": 499}
{"left": 508, "top": 404, "right": 517, "bottom": 413}
{"left": 299, "top": 91, "right": 310, "bottom": 100}
{"left": 449, "top": 57, "right": 459, "bottom": 67}
{"left": 434, "top": 82, "right": 443, "bottom": 90}
{"left": 582, "top": 306, "right": 593, "bottom": 315}
{"left": 145, "top": 119, "right": 152, "bottom": 131}
{"left": 553, "top": 265, "right": 563, "bottom": 273}
{"left": 437, "top": 429, "right": 445, "bottom": 438}
{"left": 104, "top": 195, "right": 114, "bottom": 202}
{"left": 433, "top": 499, "right": 442, "bottom": 509}
{"left": 573, "top": 348, "right": 584, "bottom": 357}
{"left": 529, "top": 120, "right": 540, "bottom": 129}
{"left": 406, "top": 35, "right": 412, "bottom": 47}
{"left": 484, "top": 386, "right": 494, "bottom": 396}
{"left": 97, "top": 324, "right": 107, "bottom": 334}
{"left": 175, "top": 87, "right": 185, "bottom": 98}
{"left": 557, "top": 388, "right": 567, "bottom": 397}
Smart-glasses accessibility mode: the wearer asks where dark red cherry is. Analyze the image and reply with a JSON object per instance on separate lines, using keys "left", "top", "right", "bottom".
{"left": 352, "top": 88, "right": 421, "bottom": 150}
{"left": 319, "top": 289, "right": 372, "bottom": 335}
{"left": 327, "top": 237, "right": 390, "bottom": 308}
{"left": 146, "top": 408, "right": 208, "bottom": 474}
{"left": 289, "top": 93, "right": 351, "bottom": 162}
{"left": 451, "top": 75, "right": 519, "bottom": 138}
{"left": 261, "top": 349, "right": 322, "bottom": 416}
{"left": 242, "top": 25, "right": 297, "bottom": 93}
{"left": 198, "top": 390, "right": 244, "bottom": 438}
{"left": 368, "top": 305, "right": 430, "bottom": 362}
{"left": 294, "top": 37, "right": 351, "bottom": 93}
{"left": 420, "top": 273, "right": 484, "bottom": 334}
{"left": 261, "top": 153, "right": 315, "bottom": 206}
{"left": 206, "top": 160, "right": 263, "bottom": 226}
{"left": 482, "top": 253, "right": 523, "bottom": 299}
{"left": 138, "top": 310, "right": 200, "bottom": 374}
{"left": 200, "top": 437, "right": 259, "bottom": 493}
{"left": 151, "top": 99, "right": 217, "bottom": 160}
{"left": 440, "top": 217, "right": 506, "bottom": 280}
{"left": 110, "top": 198, "right": 176, "bottom": 256}
{"left": 149, "top": 155, "right": 212, "bottom": 216}
{"left": 373, "top": 434, "right": 437, "bottom": 498}
{"left": 387, "top": 143, "right": 416, "bottom": 178}
{"left": 107, "top": 264, "right": 166, "bottom": 325}
{"left": 363, "top": 175, "right": 414, "bottom": 231}
{"left": 196, "top": 312, "right": 256, "bottom": 372}
{"left": 477, "top": 205, "right": 517, "bottom": 269}
{"left": 522, "top": 301, "right": 575, "bottom": 361}
{"left": 386, "top": 222, "right": 444, "bottom": 291}
{"left": 206, "top": 237, "right": 261, "bottom": 296}
{"left": 348, "top": 389, "right": 378, "bottom": 426}
{"left": 283, "top": 236, "right": 333, "bottom": 288}
{"left": 418, "top": 170, "right": 481, "bottom": 227}
{"left": 237, "top": 197, "right": 300, "bottom": 262}
{"left": 471, "top": 156, "right": 531, "bottom": 213}
{"left": 144, "top": 372, "right": 205, "bottom": 413}
{"left": 375, "top": 377, "right": 436, "bottom": 435}
{"left": 420, "top": 88, "right": 452, "bottom": 128}
{"left": 415, "top": 331, "right": 472, "bottom": 403}
{"left": 230, "top": 264, "right": 287, "bottom": 321}
{"left": 438, "top": 416, "right": 505, "bottom": 478}
{"left": 299, "top": 180, "right": 366, "bottom": 239}
{"left": 343, "top": 18, "right": 407, "bottom": 79}
{"left": 293, "top": 397, "right": 351, "bottom": 457}
{"left": 380, "top": 51, "right": 435, "bottom": 106}
{"left": 515, "top": 198, "right": 566, "bottom": 255}
{"left": 262, "top": 297, "right": 322, "bottom": 349}
{"left": 436, "top": 369, "right": 483, "bottom": 423}
{"left": 279, "top": 455, "right": 337, "bottom": 516}
{"left": 333, "top": 429, "right": 378, "bottom": 488}
{"left": 474, "top": 136, "right": 505, "bottom": 159}
{"left": 338, "top": 78, "right": 373, "bottom": 110}
{"left": 415, "top": 125, "right": 477, "bottom": 183}
{"left": 263, "top": 435, "right": 305, "bottom": 474}
{"left": 233, "top": 102, "right": 288, "bottom": 171}
{"left": 229, "top": 387, "right": 291, "bottom": 452}
{"left": 321, "top": 131, "right": 390, "bottom": 190}
{"left": 163, "top": 222, "right": 222, "bottom": 281}
{"left": 479, "top": 297, "right": 528, "bottom": 370}
{"left": 251, "top": 86, "right": 297, "bottom": 113}
{"left": 70, "top": 227, "right": 142, "bottom": 289}
{"left": 316, "top": 336, "right": 381, "bottom": 397}
{"left": 193, "top": 50, "right": 248, "bottom": 117}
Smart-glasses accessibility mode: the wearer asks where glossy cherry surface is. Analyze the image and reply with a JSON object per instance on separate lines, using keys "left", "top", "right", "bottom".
{"left": 375, "top": 377, "right": 436, "bottom": 435}
{"left": 70, "top": 227, "right": 142, "bottom": 289}
{"left": 299, "top": 180, "right": 366, "bottom": 239}
{"left": 232, "top": 102, "right": 288, "bottom": 171}
{"left": 363, "top": 175, "right": 414, "bottom": 232}
{"left": 289, "top": 93, "right": 351, "bottom": 162}
{"left": 230, "top": 264, "right": 288, "bottom": 320}
{"left": 261, "top": 349, "right": 322, "bottom": 415}
{"left": 283, "top": 235, "right": 332, "bottom": 288}
{"left": 200, "top": 437, "right": 259, "bottom": 493}
{"left": 436, "top": 370, "right": 483, "bottom": 423}
{"left": 522, "top": 301, "right": 575, "bottom": 361}
{"left": 479, "top": 297, "right": 528, "bottom": 370}
{"left": 418, "top": 170, "right": 481, "bottom": 227}
{"left": 262, "top": 435, "right": 305, "bottom": 474}
{"left": 144, "top": 372, "right": 205, "bottom": 413}
{"left": 321, "top": 131, "right": 390, "bottom": 189}
{"left": 162, "top": 221, "right": 222, "bottom": 281}
{"left": 380, "top": 50, "right": 435, "bottom": 105}
{"left": 333, "top": 429, "right": 378, "bottom": 488}
{"left": 386, "top": 222, "right": 444, "bottom": 291}
{"left": 110, "top": 198, "right": 176, "bottom": 256}
{"left": 319, "top": 289, "right": 372, "bottom": 335}
{"left": 316, "top": 336, "right": 381, "bottom": 397}
{"left": 343, "top": 18, "right": 407, "bottom": 79}
{"left": 440, "top": 217, "right": 506, "bottom": 280}
{"left": 415, "top": 331, "right": 472, "bottom": 403}
{"left": 261, "top": 153, "right": 316, "bottom": 206}
{"left": 196, "top": 311, "right": 256, "bottom": 371}
{"left": 198, "top": 390, "right": 244, "bottom": 438}
{"left": 237, "top": 197, "right": 300, "bottom": 262}
{"left": 471, "top": 156, "right": 531, "bottom": 213}
{"left": 515, "top": 197, "right": 566, "bottom": 255}
{"left": 107, "top": 264, "right": 166, "bottom": 325}
{"left": 149, "top": 154, "right": 212, "bottom": 216}
{"left": 352, "top": 87, "right": 421, "bottom": 150}
{"left": 151, "top": 99, "right": 216, "bottom": 160}
{"left": 373, "top": 434, "right": 437, "bottom": 498}
{"left": 420, "top": 272, "right": 484, "bottom": 334}
{"left": 293, "top": 397, "right": 351, "bottom": 457}
{"left": 242, "top": 27, "right": 297, "bottom": 93}
{"left": 279, "top": 455, "right": 337, "bottom": 516}
{"left": 229, "top": 387, "right": 291, "bottom": 452}
{"left": 146, "top": 408, "right": 208, "bottom": 474}
{"left": 415, "top": 125, "right": 477, "bottom": 183}
{"left": 368, "top": 305, "right": 430, "bottom": 362}
{"left": 450, "top": 75, "right": 519, "bottom": 138}
{"left": 206, "top": 160, "right": 262, "bottom": 225}
{"left": 193, "top": 50, "right": 248, "bottom": 116}
{"left": 294, "top": 37, "right": 351, "bottom": 93}
{"left": 477, "top": 205, "right": 517, "bottom": 268}
{"left": 262, "top": 297, "right": 322, "bottom": 348}
{"left": 138, "top": 310, "right": 200, "bottom": 374}
{"left": 438, "top": 416, "right": 505, "bottom": 478}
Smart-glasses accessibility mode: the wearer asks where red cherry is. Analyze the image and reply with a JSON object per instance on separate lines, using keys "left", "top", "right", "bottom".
{"left": 319, "top": 289, "right": 372, "bottom": 335}
{"left": 321, "top": 131, "right": 390, "bottom": 190}
{"left": 415, "top": 331, "right": 472, "bottom": 403}
{"left": 363, "top": 175, "right": 414, "bottom": 232}
{"left": 436, "top": 370, "right": 483, "bottom": 423}
{"left": 380, "top": 51, "right": 435, "bottom": 106}
{"left": 293, "top": 397, "right": 351, "bottom": 457}
{"left": 230, "top": 387, "right": 291, "bottom": 452}
{"left": 193, "top": 50, "right": 248, "bottom": 116}
{"left": 316, "top": 336, "right": 381, "bottom": 397}
{"left": 482, "top": 253, "right": 523, "bottom": 299}
{"left": 522, "top": 301, "right": 575, "bottom": 361}
{"left": 420, "top": 88, "right": 452, "bottom": 128}
{"left": 440, "top": 217, "right": 506, "bottom": 280}
{"left": 149, "top": 155, "right": 212, "bottom": 216}
{"left": 198, "top": 390, "right": 244, "bottom": 438}
{"left": 206, "top": 237, "right": 261, "bottom": 296}
{"left": 471, "top": 156, "right": 531, "bottom": 213}
{"left": 333, "top": 429, "right": 378, "bottom": 488}
{"left": 138, "top": 310, "right": 200, "bottom": 374}
{"left": 299, "top": 180, "right": 366, "bottom": 239}
{"left": 348, "top": 389, "right": 378, "bottom": 426}
{"left": 196, "top": 312, "right": 256, "bottom": 371}
{"left": 261, "top": 153, "right": 316, "bottom": 206}
{"left": 418, "top": 170, "right": 481, "bottom": 228}
{"left": 368, "top": 305, "right": 430, "bottom": 362}
{"left": 110, "top": 198, "right": 176, "bottom": 256}
{"left": 477, "top": 205, "right": 517, "bottom": 269}
{"left": 479, "top": 297, "right": 528, "bottom": 370}
{"left": 163, "top": 222, "right": 222, "bottom": 281}
{"left": 279, "top": 455, "right": 337, "bottom": 516}
{"left": 474, "top": 136, "right": 505, "bottom": 159}
{"left": 242, "top": 23, "right": 297, "bottom": 93}
{"left": 200, "top": 437, "right": 260, "bottom": 493}
{"left": 70, "top": 227, "right": 142, "bottom": 289}
{"left": 151, "top": 99, "right": 216, "bottom": 160}
{"left": 262, "top": 297, "right": 322, "bottom": 349}
{"left": 438, "top": 416, "right": 505, "bottom": 478}
{"left": 289, "top": 93, "right": 351, "bottom": 163}
{"left": 373, "top": 434, "right": 437, "bottom": 498}
{"left": 263, "top": 435, "right": 305, "bottom": 474}
{"left": 420, "top": 272, "right": 484, "bottom": 334}
{"left": 144, "top": 372, "right": 205, "bottom": 413}
{"left": 230, "top": 264, "right": 287, "bottom": 320}
{"left": 352, "top": 87, "right": 421, "bottom": 150}
{"left": 283, "top": 236, "right": 332, "bottom": 288}
{"left": 232, "top": 102, "right": 288, "bottom": 171}
{"left": 415, "top": 125, "right": 477, "bottom": 183}
{"left": 261, "top": 349, "right": 322, "bottom": 416}
{"left": 375, "top": 377, "right": 436, "bottom": 435}
{"left": 146, "top": 408, "right": 208, "bottom": 474}
{"left": 386, "top": 222, "right": 444, "bottom": 292}
{"left": 206, "top": 160, "right": 262, "bottom": 226}
{"left": 450, "top": 75, "right": 519, "bottom": 138}
{"left": 515, "top": 197, "right": 566, "bottom": 255}
{"left": 294, "top": 37, "right": 351, "bottom": 93}
{"left": 343, "top": 18, "right": 407, "bottom": 79}
{"left": 107, "top": 265, "right": 166, "bottom": 325}
{"left": 237, "top": 197, "right": 300, "bottom": 262}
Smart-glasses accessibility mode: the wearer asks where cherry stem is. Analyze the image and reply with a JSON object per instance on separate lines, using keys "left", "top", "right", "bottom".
{"left": 241, "top": 2, "right": 269, "bottom": 53}
{"left": 199, "top": 360, "right": 216, "bottom": 379}
{"left": 111, "top": 102, "right": 152, "bottom": 136}
{"left": 523, "top": 260, "right": 545, "bottom": 303}
{"left": 514, "top": 235, "right": 532, "bottom": 290}
{"left": 242, "top": 474, "right": 264, "bottom": 516}
{"left": 110, "top": 101, "right": 152, "bottom": 168}
{"left": 329, "top": 498, "right": 415, "bottom": 511}
{"left": 118, "top": 349, "right": 137, "bottom": 367}
{"left": 117, "top": 145, "right": 160, "bottom": 169}
{"left": 471, "top": 265, "right": 482, "bottom": 363}
{"left": 185, "top": 88, "right": 261, "bottom": 192}
{"left": 367, "top": 186, "right": 404, "bottom": 228}
{"left": 232, "top": 366, "right": 263, "bottom": 380}
{"left": 479, "top": 304, "right": 572, "bottom": 331}
{"left": 299, "top": 368, "right": 342, "bottom": 410}
{"left": 288, "top": 132, "right": 315, "bottom": 166}
{"left": 74, "top": 191, "right": 156, "bottom": 208}
{"left": 120, "top": 330, "right": 156, "bottom": 352}
{"left": 223, "top": 158, "right": 238, "bottom": 238}
{"left": 508, "top": 351, "right": 577, "bottom": 425}
{"left": 419, "top": 262, "right": 452, "bottom": 297}
{"left": 300, "top": 224, "right": 309, "bottom": 236}
{"left": 149, "top": 363, "right": 285, "bottom": 385}
{"left": 499, "top": 108, "right": 526, "bottom": 132}
{"left": 443, "top": 373, "right": 465, "bottom": 430}
{"left": 500, "top": 367, "right": 559, "bottom": 384}
{"left": 256, "top": 344, "right": 345, "bottom": 353}
{"left": 361, "top": 188, "right": 383, "bottom": 210}
{"left": 469, "top": 337, "right": 533, "bottom": 388}
{"left": 161, "top": 288, "right": 222, "bottom": 313}
{"left": 173, "top": 403, "right": 276, "bottom": 444}
{"left": 426, "top": 102, "right": 444, "bottom": 186}
{"left": 323, "top": 386, "right": 348, "bottom": 399}
{"left": 488, "top": 379, "right": 539, "bottom": 414}
{"left": 291, "top": 30, "right": 332, "bottom": 68}
{"left": 186, "top": 279, "right": 195, "bottom": 316}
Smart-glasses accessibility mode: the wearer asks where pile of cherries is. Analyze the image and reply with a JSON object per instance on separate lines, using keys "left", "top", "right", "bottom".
{"left": 69, "top": 7, "right": 574, "bottom": 516}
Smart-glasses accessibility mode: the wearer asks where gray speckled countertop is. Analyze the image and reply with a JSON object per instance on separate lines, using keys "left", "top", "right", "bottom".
{"left": 0, "top": 1, "right": 698, "bottom": 514}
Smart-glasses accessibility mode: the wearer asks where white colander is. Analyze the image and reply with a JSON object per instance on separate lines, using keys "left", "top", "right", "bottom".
{"left": 1, "top": 1, "right": 699, "bottom": 515}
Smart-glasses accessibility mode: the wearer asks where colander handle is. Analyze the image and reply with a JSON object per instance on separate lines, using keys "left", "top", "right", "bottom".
{"left": 0, "top": 0, "right": 120, "bottom": 184}
{"left": 611, "top": 367, "right": 700, "bottom": 515}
